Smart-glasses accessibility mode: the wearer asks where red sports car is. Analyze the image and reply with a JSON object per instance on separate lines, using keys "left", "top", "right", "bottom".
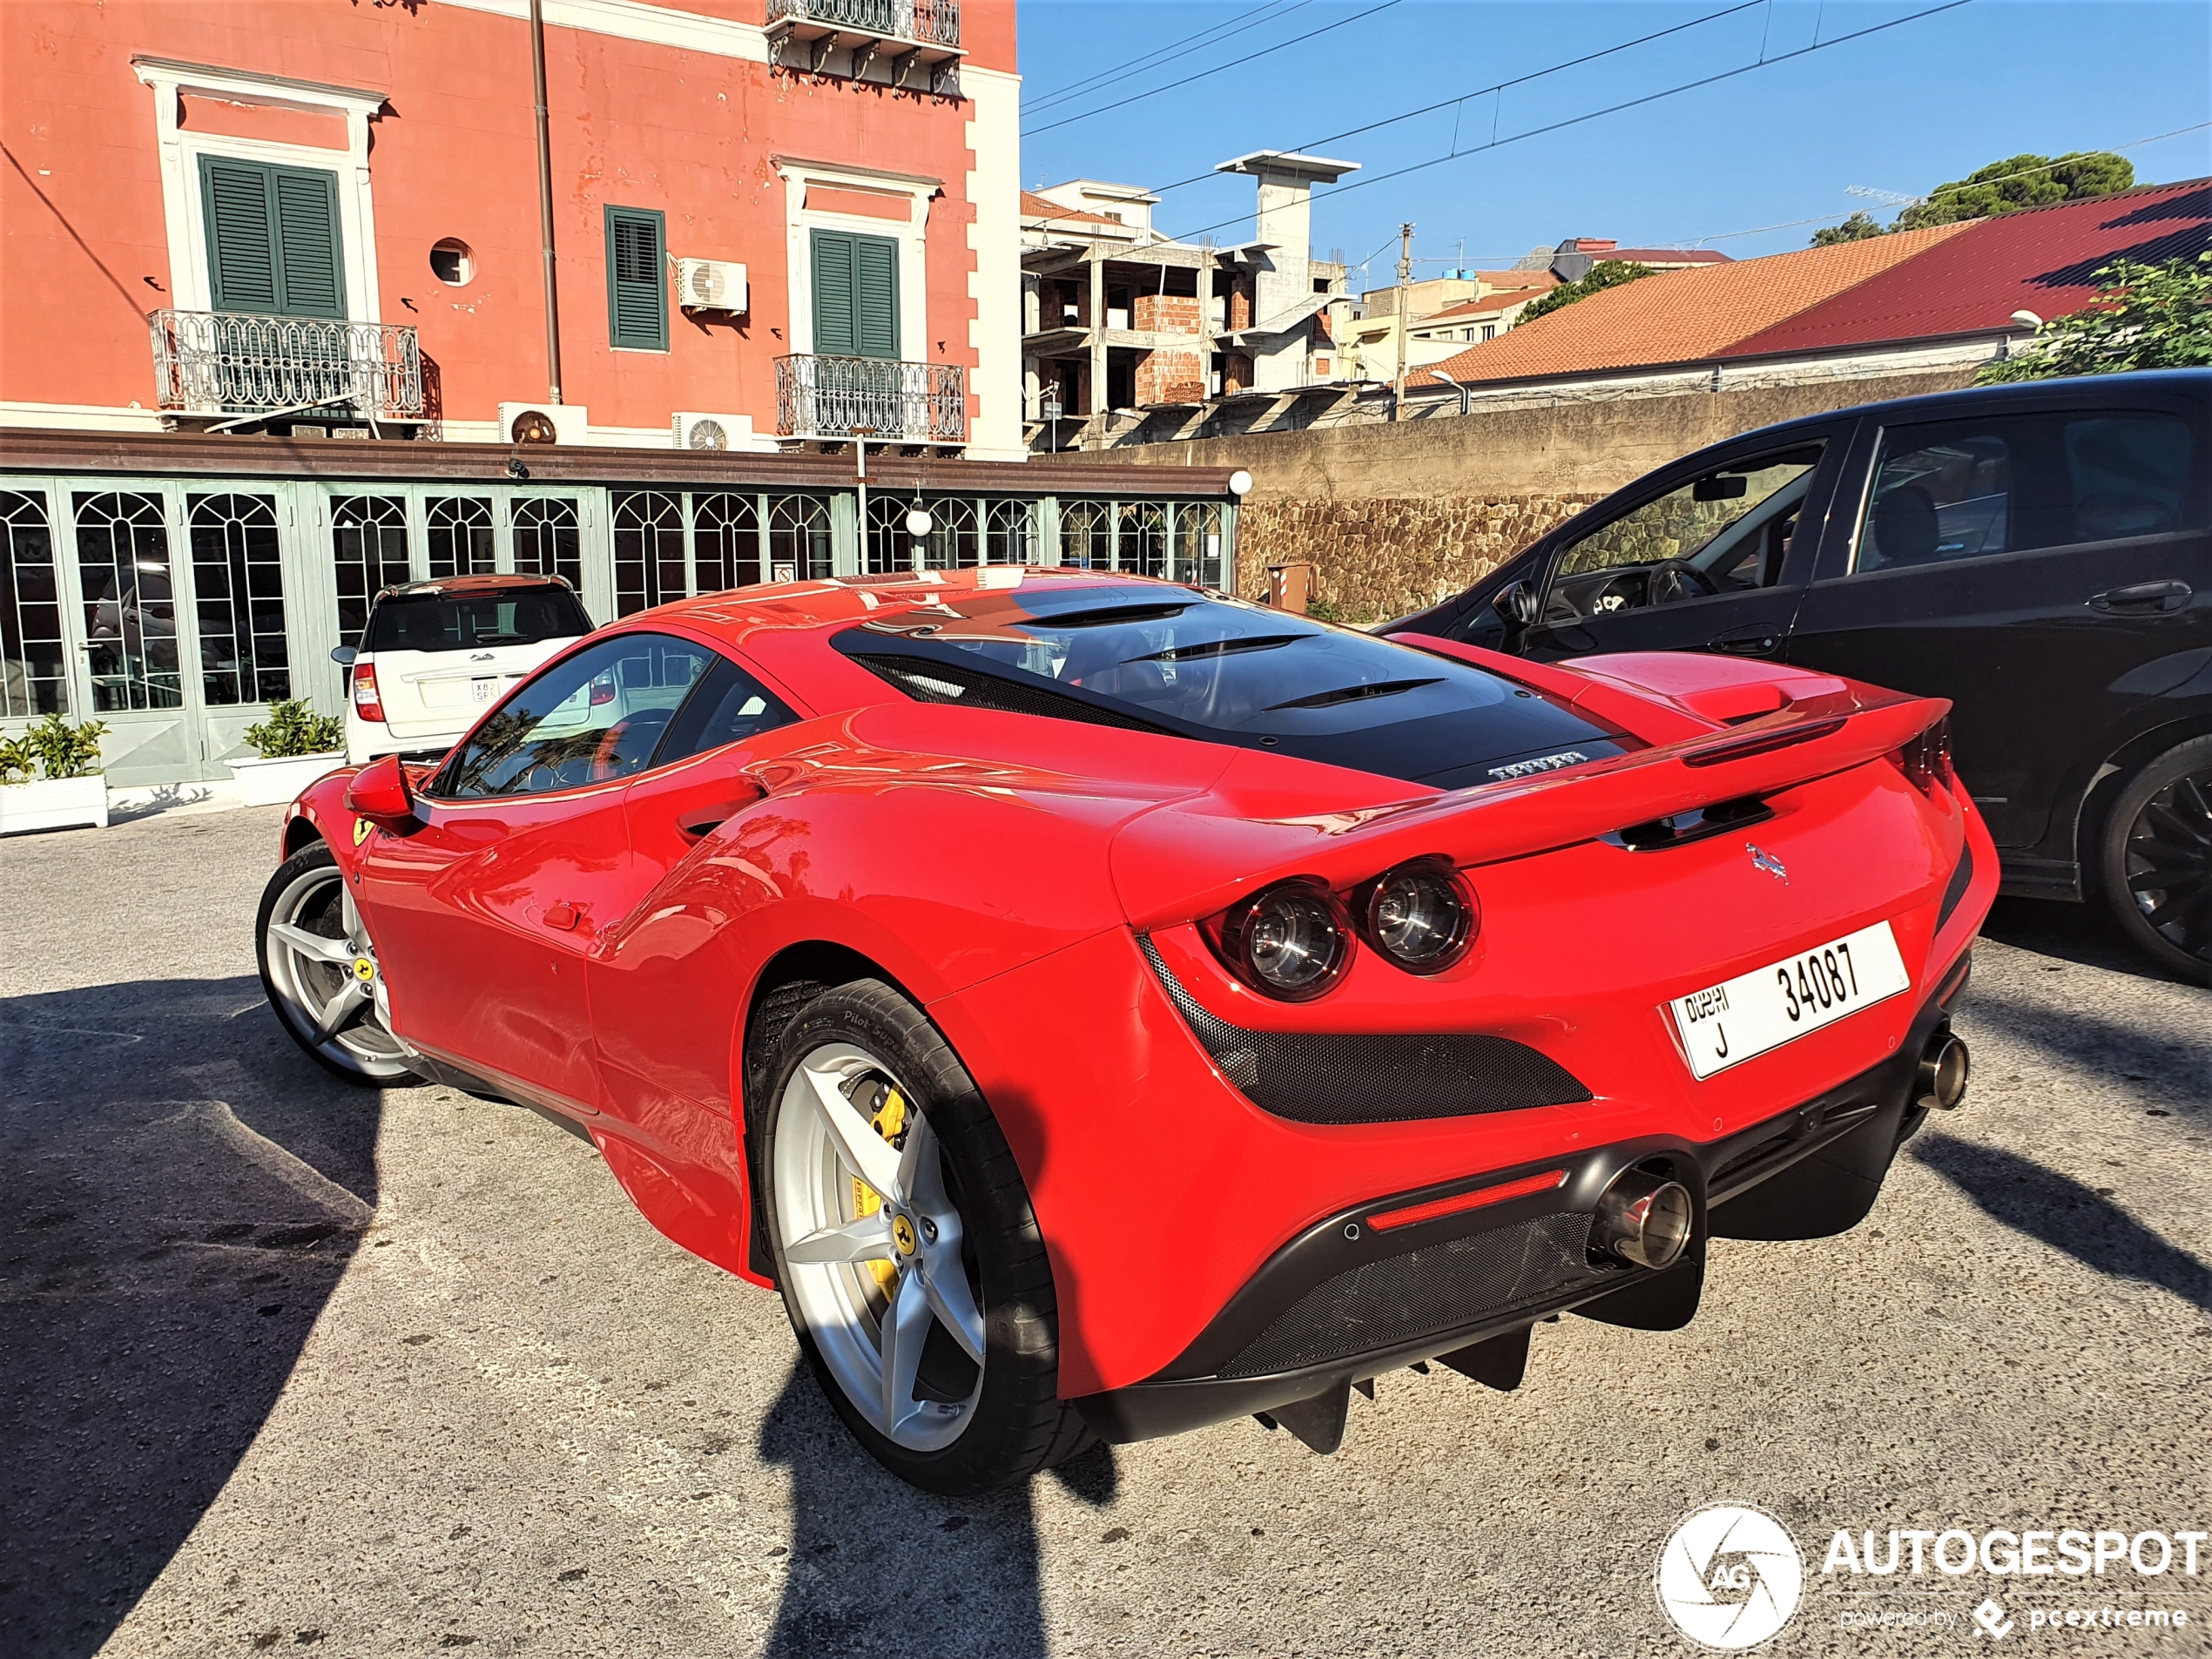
{"left": 258, "top": 568, "right": 1992, "bottom": 1492}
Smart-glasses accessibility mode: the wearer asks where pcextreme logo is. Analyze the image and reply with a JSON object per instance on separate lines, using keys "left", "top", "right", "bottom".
{"left": 1656, "top": 1503, "right": 1805, "bottom": 1650}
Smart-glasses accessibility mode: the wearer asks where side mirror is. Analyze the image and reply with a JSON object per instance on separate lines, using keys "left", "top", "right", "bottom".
{"left": 1693, "top": 474, "right": 1750, "bottom": 502}
{"left": 1496, "top": 579, "right": 1538, "bottom": 627}
{"left": 344, "top": 753, "right": 417, "bottom": 831}
{"left": 330, "top": 644, "right": 358, "bottom": 666}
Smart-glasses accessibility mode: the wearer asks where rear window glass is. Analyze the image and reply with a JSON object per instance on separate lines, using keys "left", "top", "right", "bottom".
{"left": 365, "top": 586, "right": 591, "bottom": 654}
{"left": 833, "top": 583, "right": 1621, "bottom": 787}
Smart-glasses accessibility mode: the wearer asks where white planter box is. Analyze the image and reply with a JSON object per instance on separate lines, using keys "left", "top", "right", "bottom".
{"left": 228, "top": 752, "right": 347, "bottom": 808}
{"left": 0, "top": 774, "right": 109, "bottom": 834}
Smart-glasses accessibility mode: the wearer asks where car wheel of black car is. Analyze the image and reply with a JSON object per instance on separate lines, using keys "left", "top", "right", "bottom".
{"left": 256, "top": 840, "right": 418, "bottom": 1084}
{"left": 2101, "top": 734, "right": 2212, "bottom": 986}
{"left": 757, "top": 978, "right": 1093, "bottom": 1493}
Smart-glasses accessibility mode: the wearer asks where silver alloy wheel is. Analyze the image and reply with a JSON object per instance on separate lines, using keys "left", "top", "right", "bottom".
{"left": 772, "top": 1041, "right": 987, "bottom": 1452}
{"left": 262, "top": 865, "right": 413, "bottom": 1079}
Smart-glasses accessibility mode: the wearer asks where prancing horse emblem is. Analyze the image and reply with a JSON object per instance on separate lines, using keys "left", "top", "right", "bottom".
{"left": 1747, "top": 843, "right": 1789, "bottom": 884}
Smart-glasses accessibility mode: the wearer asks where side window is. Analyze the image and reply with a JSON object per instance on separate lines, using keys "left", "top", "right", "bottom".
{"left": 654, "top": 654, "right": 797, "bottom": 765}
{"left": 1855, "top": 408, "right": 2202, "bottom": 573}
{"left": 432, "top": 633, "right": 713, "bottom": 799}
{"left": 1545, "top": 445, "right": 1822, "bottom": 623}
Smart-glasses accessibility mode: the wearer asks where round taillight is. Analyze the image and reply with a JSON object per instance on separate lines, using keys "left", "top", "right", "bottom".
{"left": 1361, "top": 860, "right": 1477, "bottom": 973}
{"left": 1219, "top": 880, "right": 1352, "bottom": 1001}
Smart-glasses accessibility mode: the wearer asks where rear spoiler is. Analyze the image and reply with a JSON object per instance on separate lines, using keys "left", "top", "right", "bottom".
{"left": 1110, "top": 652, "right": 1949, "bottom": 929}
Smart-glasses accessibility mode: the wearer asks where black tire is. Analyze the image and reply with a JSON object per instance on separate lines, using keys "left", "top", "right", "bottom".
{"left": 2100, "top": 735, "right": 2212, "bottom": 986}
{"left": 255, "top": 840, "right": 416, "bottom": 1084}
{"left": 754, "top": 978, "right": 1092, "bottom": 1494}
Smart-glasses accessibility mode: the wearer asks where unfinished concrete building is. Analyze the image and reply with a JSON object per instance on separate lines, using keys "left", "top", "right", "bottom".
{"left": 1020, "top": 152, "right": 1356, "bottom": 452}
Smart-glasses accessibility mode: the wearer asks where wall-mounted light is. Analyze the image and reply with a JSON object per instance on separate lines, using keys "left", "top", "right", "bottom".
{"left": 1228, "top": 469, "right": 1254, "bottom": 497}
{"left": 906, "top": 507, "right": 934, "bottom": 539}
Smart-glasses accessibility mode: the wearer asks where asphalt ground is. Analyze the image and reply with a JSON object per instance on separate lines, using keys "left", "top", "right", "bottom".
{"left": 2, "top": 806, "right": 2208, "bottom": 1659}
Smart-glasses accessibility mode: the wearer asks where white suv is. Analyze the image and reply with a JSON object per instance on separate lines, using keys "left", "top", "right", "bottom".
{"left": 333, "top": 574, "right": 594, "bottom": 765}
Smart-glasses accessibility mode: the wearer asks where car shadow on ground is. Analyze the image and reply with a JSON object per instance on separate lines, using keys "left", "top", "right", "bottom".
{"left": 757, "top": 1364, "right": 1118, "bottom": 1658}
{"left": 1912, "top": 1134, "right": 2212, "bottom": 1315}
{"left": 1980, "top": 894, "right": 2203, "bottom": 987}
{"left": 0, "top": 975, "right": 381, "bottom": 1659}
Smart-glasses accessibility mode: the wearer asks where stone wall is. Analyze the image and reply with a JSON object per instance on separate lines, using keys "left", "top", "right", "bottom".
{"left": 1051, "top": 368, "right": 1979, "bottom": 621}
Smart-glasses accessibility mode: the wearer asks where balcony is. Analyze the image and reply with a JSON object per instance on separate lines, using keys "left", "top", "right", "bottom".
{"left": 150, "top": 310, "right": 425, "bottom": 425}
{"left": 776, "top": 354, "right": 967, "bottom": 445}
{"left": 766, "top": 0, "right": 961, "bottom": 89}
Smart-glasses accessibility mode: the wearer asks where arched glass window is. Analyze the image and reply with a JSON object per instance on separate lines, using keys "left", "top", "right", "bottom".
{"left": 983, "top": 500, "right": 1035, "bottom": 565}
{"left": 512, "top": 497, "right": 583, "bottom": 590}
{"left": 425, "top": 496, "right": 495, "bottom": 578}
{"left": 1175, "top": 502, "right": 1224, "bottom": 588}
{"left": 189, "top": 493, "right": 288, "bottom": 705}
{"left": 1, "top": 491, "right": 67, "bottom": 719}
{"left": 1118, "top": 501, "right": 1168, "bottom": 578}
{"left": 72, "top": 491, "right": 182, "bottom": 711}
{"left": 693, "top": 493, "right": 761, "bottom": 593}
{"left": 922, "top": 498, "right": 979, "bottom": 570}
{"left": 767, "top": 496, "right": 833, "bottom": 583}
{"left": 612, "top": 490, "right": 684, "bottom": 615}
{"left": 865, "top": 495, "right": 913, "bottom": 576}
{"left": 331, "top": 495, "right": 410, "bottom": 650}
{"left": 1058, "top": 500, "right": 1109, "bottom": 570}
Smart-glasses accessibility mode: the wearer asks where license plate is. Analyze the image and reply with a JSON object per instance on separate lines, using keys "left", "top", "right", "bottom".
{"left": 472, "top": 678, "right": 494, "bottom": 703}
{"left": 1667, "top": 921, "right": 1911, "bottom": 1080}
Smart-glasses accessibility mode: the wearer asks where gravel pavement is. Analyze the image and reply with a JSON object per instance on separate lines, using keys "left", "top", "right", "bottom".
{"left": 3, "top": 806, "right": 2208, "bottom": 1659}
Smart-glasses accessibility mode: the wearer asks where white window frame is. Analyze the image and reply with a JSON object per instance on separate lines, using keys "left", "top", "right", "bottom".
{"left": 132, "top": 56, "right": 387, "bottom": 325}
{"left": 773, "top": 155, "right": 937, "bottom": 364}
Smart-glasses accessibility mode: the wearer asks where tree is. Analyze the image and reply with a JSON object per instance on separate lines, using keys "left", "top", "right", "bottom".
{"left": 1893, "top": 151, "right": 2134, "bottom": 230}
{"left": 1976, "top": 253, "right": 2212, "bottom": 384}
{"left": 1517, "top": 260, "right": 1656, "bottom": 324}
{"left": 1811, "top": 212, "right": 1887, "bottom": 246}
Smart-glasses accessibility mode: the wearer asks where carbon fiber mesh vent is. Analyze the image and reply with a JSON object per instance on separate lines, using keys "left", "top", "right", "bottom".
{"left": 1138, "top": 935, "right": 1592, "bottom": 1124}
{"left": 1937, "top": 841, "right": 1974, "bottom": 932}
{"left": 852, "top": 652, "right": 1173, "bottom": 735}
{"left": 1223, "top": 1211, "right": 1601, "bottom": 1377}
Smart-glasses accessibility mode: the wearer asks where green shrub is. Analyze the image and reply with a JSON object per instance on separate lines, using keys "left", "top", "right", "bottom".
{"left": 2, "top": 713, "right": 107, "bottom": 783}
{"left": 243, "top": 699, "right": 346, "bottom": 759}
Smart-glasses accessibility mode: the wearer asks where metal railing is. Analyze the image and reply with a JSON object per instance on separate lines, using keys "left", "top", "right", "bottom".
{"left": 767, "top": 0, "right": 960, "bottom": 46}
{"left": 150, "top": 310, "right": 425, "bottom": 422}
{"left": 777, "top": 355, "right": 967, "bottom": 443}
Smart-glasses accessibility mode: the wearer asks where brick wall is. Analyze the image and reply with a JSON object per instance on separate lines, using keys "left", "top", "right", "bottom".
{"left": 1135, "top": 349, "right": 1204, "bottom": 406}
{"left": 1133, "top": 293, "right": 1201, "bottom": 335}
{"left": 1232, "top": 495, "right": 1602, "bottom": 622}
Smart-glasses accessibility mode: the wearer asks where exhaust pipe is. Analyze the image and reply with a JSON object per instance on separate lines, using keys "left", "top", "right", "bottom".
{"left": 1918, "top": 1029, "right": 1970, "bottom": 1110}
{"left": 1593, "top": 1169, "right": 1694, "bottom": 1270}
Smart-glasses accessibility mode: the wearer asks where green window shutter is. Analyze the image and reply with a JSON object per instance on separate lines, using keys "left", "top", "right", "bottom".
{"left": 199, "top": 156, "right": 347, "bottom": 318}
{"left": 272, "top": 169, "right": 346, "bottom": 318}
{"left": 853, "top": 236, "right": 899, "bottom": 360}
{"left": 199, "top": 158, "right": 280, "bottom": 314}
{"left": 811, "top": 230, "right": 857, "bottom": 356}
{"left": 605, "top": 206, "right": 668, "bottom": 351}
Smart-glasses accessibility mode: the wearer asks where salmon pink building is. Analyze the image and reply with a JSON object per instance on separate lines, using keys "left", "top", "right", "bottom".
{"left": 0, "top": 1, "right": 1245, "bottom": 786}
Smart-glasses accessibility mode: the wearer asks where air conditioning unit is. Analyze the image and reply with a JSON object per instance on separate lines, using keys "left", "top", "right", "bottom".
{"left": 676, "top": 258, "right": 748, "bottom": 314}
{"left": 673, "top": 411, "right": 757, "bottom": 451}
{"left": 496, "top": 401, "right": 590, "bottom": 446}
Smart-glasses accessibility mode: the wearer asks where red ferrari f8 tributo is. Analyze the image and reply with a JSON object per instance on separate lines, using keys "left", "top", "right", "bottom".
{"left": 259, "top": 568, "right": 1992, "bottom": 1490}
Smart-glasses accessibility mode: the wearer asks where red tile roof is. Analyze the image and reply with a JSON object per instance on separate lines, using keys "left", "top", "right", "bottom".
{"left": 1717, "top": 179, "right": 2212, "bottom": 360}
{"left": 1420, "top": 289, "right": 1550, "bottom": 322}
{"left": 1411, "top": 221, "right": 1977, "bottom": 388}
{"left": 1607, "top": 248, "right": 1733, "bottom": 266}
{"left": 1022, "top": 191, "right": 1124, "bottom": 228}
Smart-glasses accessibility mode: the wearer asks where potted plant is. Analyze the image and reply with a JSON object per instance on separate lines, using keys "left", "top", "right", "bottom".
{"left": 229, "top": 699, "right": 347, "bottom": 807}
{"left": 0, "top": 712, "right": 110, "bottom": 834}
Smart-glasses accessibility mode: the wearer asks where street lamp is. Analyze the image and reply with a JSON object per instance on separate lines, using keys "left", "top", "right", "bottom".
{"left": 1039, "top": 386, "right": 1063, "bottom": 453}
{"left": 1433, "top": 369, "right": 1471, "bottom": 418}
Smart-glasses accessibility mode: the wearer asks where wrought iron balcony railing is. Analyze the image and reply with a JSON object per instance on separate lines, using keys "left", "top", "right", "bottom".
{"left": 768, "top": 0, "right": 960, "bottom": 49}
{"left": 150, "top": 310, "right": 425, "bottom": 423}
{"left": 777, "top": 355, "right": 967, "bottom": 444}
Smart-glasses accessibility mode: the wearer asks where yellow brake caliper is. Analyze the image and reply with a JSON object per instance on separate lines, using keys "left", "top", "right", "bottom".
{"left": 849, "top": 1078, "right": 908, "bottom": 1295}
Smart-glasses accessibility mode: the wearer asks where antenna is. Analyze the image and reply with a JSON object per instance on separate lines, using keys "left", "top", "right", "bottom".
{"left": 1845, "top": 185, "right": 1925, "bottom": 206}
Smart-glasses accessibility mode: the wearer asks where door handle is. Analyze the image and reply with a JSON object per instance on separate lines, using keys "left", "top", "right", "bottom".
{"left": 1708, "top": 629, "right": 1782, "bottom": 657}
{"left": 2088, "top": 579, "right": 2191, "bottom": 615}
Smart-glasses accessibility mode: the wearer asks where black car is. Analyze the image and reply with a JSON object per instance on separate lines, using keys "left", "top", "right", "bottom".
{"left": 1385, "top": 369, "right": 2212, "bottom": 982}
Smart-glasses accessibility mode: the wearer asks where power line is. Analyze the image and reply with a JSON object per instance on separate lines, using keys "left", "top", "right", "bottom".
{"left": 1022, "top": 0, "right": 1406, "bottom": 138}
{"left": 1160, "top": 0, "right": 1976, "bottom": 246}
{"left": 1022, "top": 2, "right": 1311, "bottom": 118}
{"left": 1019, "top": 0, "right": 1766, "bottom": 235}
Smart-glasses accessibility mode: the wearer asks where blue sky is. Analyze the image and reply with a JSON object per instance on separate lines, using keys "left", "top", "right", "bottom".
{"left": 1016, "top": 1, "right": 2212, "bottom": 289}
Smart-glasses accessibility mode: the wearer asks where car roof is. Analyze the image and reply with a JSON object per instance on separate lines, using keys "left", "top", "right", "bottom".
{"left": 377, "top": 573, "right": 574, "bottom": 600}
{"left": 1705, "top": 367, "right": 2210, "bottom": 450}
{"left": 616, "top": 565, "right": 1191, "bottom": 642}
